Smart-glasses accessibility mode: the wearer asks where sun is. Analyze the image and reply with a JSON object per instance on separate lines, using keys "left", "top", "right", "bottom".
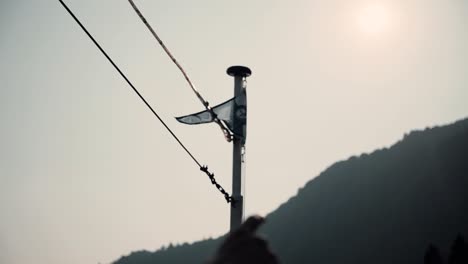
{"left": 357, "top": 4, "right": 391, "bottom": 34}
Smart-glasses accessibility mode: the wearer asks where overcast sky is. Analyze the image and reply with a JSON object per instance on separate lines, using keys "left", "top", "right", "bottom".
{"left": 1, "top": 0, "right": 467, "bottom": 263}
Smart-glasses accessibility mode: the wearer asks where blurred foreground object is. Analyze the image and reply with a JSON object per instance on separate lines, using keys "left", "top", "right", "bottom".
{"left": 209, "top": 216, "right": 279, "bottom": 264}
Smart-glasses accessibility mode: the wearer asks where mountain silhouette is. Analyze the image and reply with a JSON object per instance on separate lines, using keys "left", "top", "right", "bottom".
{"left": 113, "top": 117, "right": 468, "bottom": 264}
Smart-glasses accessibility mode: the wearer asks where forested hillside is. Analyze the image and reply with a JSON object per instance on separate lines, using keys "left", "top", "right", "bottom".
{"left": 114, "top": 118, "right": 468, "bottom": 264}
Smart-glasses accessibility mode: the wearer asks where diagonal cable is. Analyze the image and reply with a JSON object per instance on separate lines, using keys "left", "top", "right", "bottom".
{"left": 127, "top": 0, "right": 233, "bottom": 141}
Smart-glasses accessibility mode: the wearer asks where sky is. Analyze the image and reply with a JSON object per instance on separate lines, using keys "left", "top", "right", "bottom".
{"left": 1, "top": 0, "right": 467, "bottom": 263}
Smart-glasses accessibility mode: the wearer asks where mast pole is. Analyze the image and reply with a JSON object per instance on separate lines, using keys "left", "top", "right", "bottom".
{"left": 227, "top": 66, "right": 251, "bottom": 231}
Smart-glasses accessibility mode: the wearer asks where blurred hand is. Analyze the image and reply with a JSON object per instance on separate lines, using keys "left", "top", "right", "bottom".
{"left": 209, "top": 215, "right": 279, "bottom": 264}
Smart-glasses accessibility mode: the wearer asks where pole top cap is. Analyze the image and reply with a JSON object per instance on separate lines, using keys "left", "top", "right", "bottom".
{"left": 227, "top": 66, "right": 252, "bottom": 77}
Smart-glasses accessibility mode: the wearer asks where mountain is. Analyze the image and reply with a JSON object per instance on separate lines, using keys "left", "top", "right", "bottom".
{"left": 113, "top": 118, "right": 468, "bottom": 264}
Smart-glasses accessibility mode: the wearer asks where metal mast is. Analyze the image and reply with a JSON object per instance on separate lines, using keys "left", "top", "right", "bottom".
{"left": 227, "top": 66, "right": 251, "bottom": 231}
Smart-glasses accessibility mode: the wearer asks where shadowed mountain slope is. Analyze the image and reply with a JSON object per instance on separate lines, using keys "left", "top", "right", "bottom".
{"left": 114, "top": 118, "right": 468, "bottom": 264}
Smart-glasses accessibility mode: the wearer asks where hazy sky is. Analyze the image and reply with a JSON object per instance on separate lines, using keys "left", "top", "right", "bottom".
{"left": 1, "top": 0, "right": 467, "bottom": 263}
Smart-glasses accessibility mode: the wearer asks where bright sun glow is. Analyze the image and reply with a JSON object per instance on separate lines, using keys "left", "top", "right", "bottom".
{"left": 357, "top": 4, "right": 391, "bottom": 34}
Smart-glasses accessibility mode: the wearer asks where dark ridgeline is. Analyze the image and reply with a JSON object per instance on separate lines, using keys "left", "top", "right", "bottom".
{"left": 113, "top": 117, "right": 468, "bottom": 264}
{"left": 113, "top": 239, "right": 222, "bottom": 264}
{"left": 424, "top": 235, "right": 468, "bottom": 264}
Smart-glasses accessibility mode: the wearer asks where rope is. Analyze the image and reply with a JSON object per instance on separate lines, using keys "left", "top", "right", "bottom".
{"left": 58, "top": 0, "right": 234, "bottom": 204}
{"left": 127, "top": 0, "right": 233, "bottom": 141}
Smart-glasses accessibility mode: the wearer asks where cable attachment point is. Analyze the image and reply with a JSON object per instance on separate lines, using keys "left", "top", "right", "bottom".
{"left": 223, "top": 129, "right": 233, "bottom": 142}
{"left": 200, "top": 165, "right": 233, "bottom": 204}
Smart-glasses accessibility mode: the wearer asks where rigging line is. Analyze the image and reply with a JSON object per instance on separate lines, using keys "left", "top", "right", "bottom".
{"left": 58, "top": 0, "right": 234, "bottom": 205}
{"left": 58, "top": 0, "right": 201, "bottom": 168}
{"left": 128, "top": 0, "right": 204, "bottom": 106}
{"left": 127, "top": 0, "right": 233, "bottom": 141}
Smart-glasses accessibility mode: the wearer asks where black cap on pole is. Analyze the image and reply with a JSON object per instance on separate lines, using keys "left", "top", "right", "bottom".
{"left": 227, "top": 66, "right": 252, "bottom": 77}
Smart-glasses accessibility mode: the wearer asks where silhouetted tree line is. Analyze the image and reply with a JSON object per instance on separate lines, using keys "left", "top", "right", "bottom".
{"left": 425, "top": 235, "right": 468, "bottom": 264}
